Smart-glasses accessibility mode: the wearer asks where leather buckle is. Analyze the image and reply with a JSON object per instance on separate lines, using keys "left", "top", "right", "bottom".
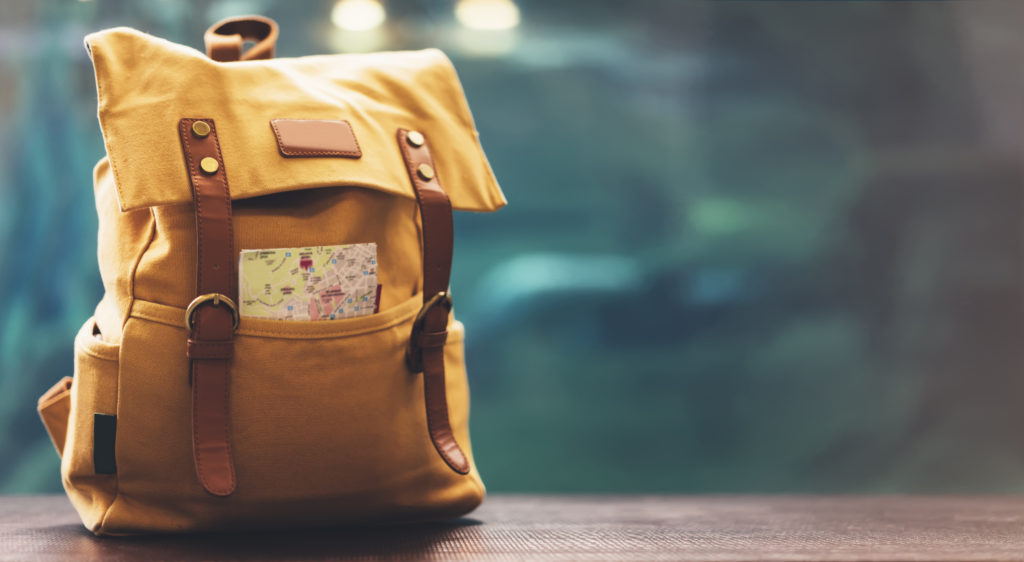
{"left": 185, "top": 293, "right": 240, "bottom": 336}
{"left": 406, "top": 291, "right": 452, "bottom": 372}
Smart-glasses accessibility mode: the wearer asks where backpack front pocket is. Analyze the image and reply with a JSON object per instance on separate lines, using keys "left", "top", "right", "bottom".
{"left": 101, "top": 293, "right": 483, "bottom": 533}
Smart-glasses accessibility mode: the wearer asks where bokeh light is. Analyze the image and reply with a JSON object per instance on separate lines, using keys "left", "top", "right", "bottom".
{"left": 455, "top": 0, "right": 520, "bottom": 31}
{"left": 331, "top": 0, "right": 386, "bottom": 32}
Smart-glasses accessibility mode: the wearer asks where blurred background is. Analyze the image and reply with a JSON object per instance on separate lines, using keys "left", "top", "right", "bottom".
{"left": 3, "top": 0, "right": 1024, "bottom": 494}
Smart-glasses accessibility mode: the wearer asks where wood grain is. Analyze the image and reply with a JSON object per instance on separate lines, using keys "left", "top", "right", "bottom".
{"left": 3, "top": 495, "right": 1024, "bottom": 561}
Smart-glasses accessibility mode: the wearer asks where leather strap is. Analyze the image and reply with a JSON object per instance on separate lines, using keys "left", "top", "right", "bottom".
{"left": 178, "top": 118, "right": 238, "bottom": 496}
{"left": 398, "top": 129, "right": 471, "bottom": 475}
{"left": 204, "top": 16, "right": 279, "bottom": 62}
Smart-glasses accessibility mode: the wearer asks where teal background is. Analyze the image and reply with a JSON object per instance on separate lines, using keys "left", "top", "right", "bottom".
{"left": 3, "top": 0, "right": 1024, "bottom": 494}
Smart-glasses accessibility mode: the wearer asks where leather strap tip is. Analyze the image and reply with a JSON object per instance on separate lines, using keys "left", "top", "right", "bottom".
{"left": 439, "top": 445, "right": 471, "bottom": 475}
{"left": 203, "top": 483, "right": 236, "bottom": 497}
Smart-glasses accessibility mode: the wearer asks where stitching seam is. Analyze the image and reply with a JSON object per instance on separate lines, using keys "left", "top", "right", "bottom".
{"left": 181, "top": 120, "right": 210, "bottom": 493}
{"left": 208, "top": 121, "right": 237, "bottom": 493}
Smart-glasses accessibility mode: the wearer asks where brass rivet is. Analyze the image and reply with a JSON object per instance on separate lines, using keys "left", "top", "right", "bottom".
{"left": 407, "top": 130, "right": 425, "bottom": 147}
{"left": 192, "top": 121, "right": 211, "bottom": 138}
{"left": 200, "top": 157, "right": 219, "bottom": 174}
{"left": 417, "top": 163, "right": 435, "bottom": 181}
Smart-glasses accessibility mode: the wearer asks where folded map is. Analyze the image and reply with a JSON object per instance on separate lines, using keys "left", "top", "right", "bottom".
{"left": 239, "top": 243, "right": 380, "bottom": 321}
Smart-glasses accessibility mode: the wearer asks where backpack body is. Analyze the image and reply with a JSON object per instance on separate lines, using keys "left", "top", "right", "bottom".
{"left": 35, "top": 19, "right": 505, "bottom": 535}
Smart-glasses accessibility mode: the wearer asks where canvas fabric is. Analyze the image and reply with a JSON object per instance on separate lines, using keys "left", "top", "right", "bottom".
{"left": 36, "top": 22, "right": 504, "bottom": 535}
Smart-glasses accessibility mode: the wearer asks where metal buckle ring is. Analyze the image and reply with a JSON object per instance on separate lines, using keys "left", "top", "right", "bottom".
{"left": 184, "top": 293, "right": 240, "bottom": 335}
{"left": 413, "top": 291, "right": 453, "bottom": 330}
{"left": 407, "top": 291, "right": 453, "bottom": 372}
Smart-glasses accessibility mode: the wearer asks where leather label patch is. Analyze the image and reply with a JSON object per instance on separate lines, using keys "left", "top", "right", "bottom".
{"left": 93, "top": 413, "right": 117, "bottom": 474}
{"left": 270, "top": 119, "right": 362, "bottom": 158}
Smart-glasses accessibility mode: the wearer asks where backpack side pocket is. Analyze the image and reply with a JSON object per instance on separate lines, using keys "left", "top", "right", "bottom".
{"left": 63, "top": 317, "right": 121, "bottom": 534}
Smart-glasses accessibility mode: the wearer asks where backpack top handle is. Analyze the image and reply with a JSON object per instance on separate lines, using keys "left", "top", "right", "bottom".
{"left": 204, "top": 15, "right": 279, "bottom": 62}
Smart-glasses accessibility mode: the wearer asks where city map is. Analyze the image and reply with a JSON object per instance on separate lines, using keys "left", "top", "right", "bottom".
{"left": 238, "top": 243, "right": 380, "bottom": 321}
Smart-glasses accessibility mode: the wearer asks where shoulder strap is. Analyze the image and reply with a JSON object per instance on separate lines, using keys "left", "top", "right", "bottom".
{"left": 398, "top": 128, "right": 471, "bottom": 474}
{"left": 178, "top": 118, "right": 238, "bottom": 496}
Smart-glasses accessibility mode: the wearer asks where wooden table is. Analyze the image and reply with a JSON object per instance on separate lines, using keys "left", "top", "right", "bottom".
{"left": 3, "top": 495, "right": 1024, "bottom": 560}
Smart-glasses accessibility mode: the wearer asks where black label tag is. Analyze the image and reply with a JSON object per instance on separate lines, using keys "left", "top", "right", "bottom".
{"left": 93, "top": 413, "right": 117, "bottom": 474}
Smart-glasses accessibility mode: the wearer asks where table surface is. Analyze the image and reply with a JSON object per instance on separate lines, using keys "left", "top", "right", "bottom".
{"left": 4, "top": 495, "right": 1024, "bottom": 561}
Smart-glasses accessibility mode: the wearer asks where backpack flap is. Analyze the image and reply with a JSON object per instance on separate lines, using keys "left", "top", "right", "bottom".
{"left": 84, "top": 27, "right": 506, "bottom": 213}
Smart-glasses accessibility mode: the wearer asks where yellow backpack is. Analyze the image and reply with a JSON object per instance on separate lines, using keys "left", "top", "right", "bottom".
{"left": 35, "top": 16, "right": 505, "bottom": 535}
